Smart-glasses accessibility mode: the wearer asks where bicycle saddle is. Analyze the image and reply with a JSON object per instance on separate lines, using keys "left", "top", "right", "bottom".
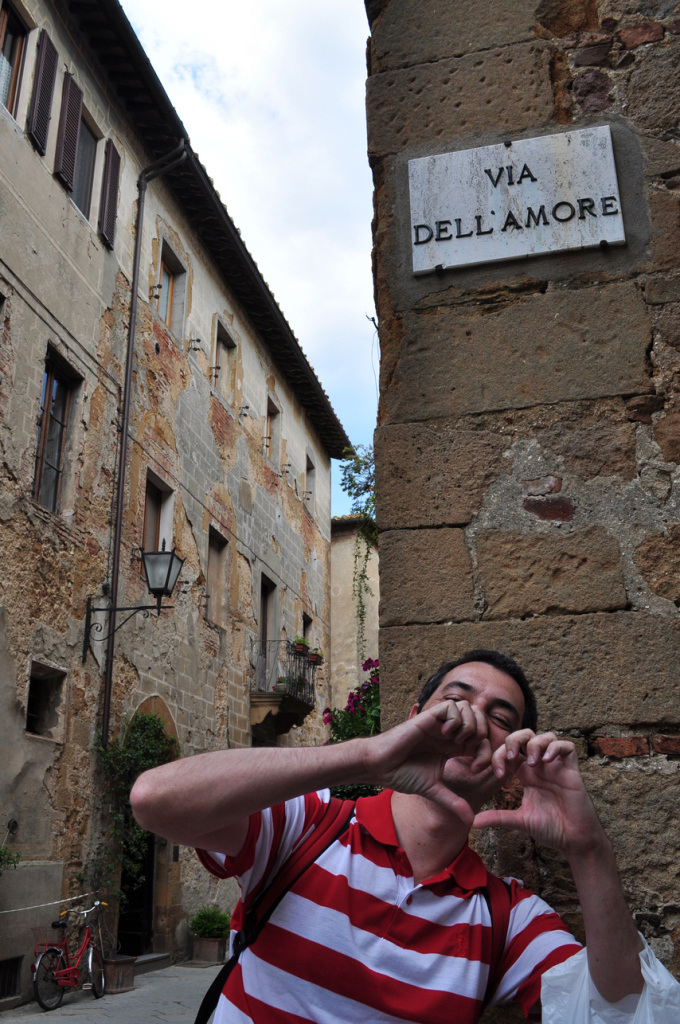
{"left": 51, "top": 920, "right": 68, "bottom": 929}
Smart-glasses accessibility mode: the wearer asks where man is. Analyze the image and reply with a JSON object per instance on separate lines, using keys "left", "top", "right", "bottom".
{"left": 131, "top": 649, "right": 650, "bottom": 1022}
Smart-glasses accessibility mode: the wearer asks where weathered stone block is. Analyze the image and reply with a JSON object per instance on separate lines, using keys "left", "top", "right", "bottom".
{"left": 644, "top": 276, "right": 680, "bottom": 304}
{"left": 537, "top": 416, "right": 638, "bottom": 480}
{"left": 374, "top": 422, "right": 509, "bottom": 531}
{"left": 384, "top": 283, "right": 651, "bottom": 423}
{"left": 579, "top": 757, "right": 680, "bottom": 909}
{"left": 619, "top": 22, "right": 664, "bottom": 49}
{"left": 642, "top": 136, "right": 680, "bottom": 178}
{"left": 476, "top": 525, "right": 627, "bottom": 619}
{"left": 379, "top": 528, "right": 475, "bottom": 626}
{"left": 634, "top": 524, "right": 680, "bottom": 601}
{"left": 646, "top": 190, "right": 680, "bottom": 269}
{"left": 366, "top": 43, "right": 553, "bottom": 159}
{"left": 654, "top": 412, "right": 680, "bottom": 463}
{"left": 572, "top": 70, "right": 613, "bottom": 111}
{"left": 627, "top": 43, "right": 680, "bottom": 131}
{"left": 535, "top": 0, "right": 598, "bottom": 37}
{"left": 379, "top": 612, "right": 680, "bottom": 731}
{"left": 370, "top": 0, "right": 538, "bottom": 71}
{"left": 591, "top": 735, "right": 649, "bottom": 757}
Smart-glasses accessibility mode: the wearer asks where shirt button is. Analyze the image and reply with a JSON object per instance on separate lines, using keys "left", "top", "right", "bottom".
{"left": 406, "top": 896, "right": 412, "bottom": 905}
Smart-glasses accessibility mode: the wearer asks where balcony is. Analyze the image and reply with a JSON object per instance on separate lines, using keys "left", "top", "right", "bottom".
{"left": 250, "top": 640, "right": 321, "bottom": 745}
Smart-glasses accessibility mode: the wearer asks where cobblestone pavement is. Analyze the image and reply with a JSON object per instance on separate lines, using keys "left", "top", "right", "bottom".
{"left": 0, "top": 963, "right": 222, "bottom": 1023}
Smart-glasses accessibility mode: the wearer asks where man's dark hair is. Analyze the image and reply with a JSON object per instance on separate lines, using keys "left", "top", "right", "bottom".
{"left": 416, "top": 649, "right": 537, "bottom": 732}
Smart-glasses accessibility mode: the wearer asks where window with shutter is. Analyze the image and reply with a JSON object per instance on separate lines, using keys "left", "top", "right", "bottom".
{"left": 54, "top": 72, "right": 83, "bottom": 191}
{"left": 27, "top": 30, "right": 58, "bottom": 156}
{"left": 0, "top": 0, "right": 27, "bottom": 115}
{"left": 71, "top": 117, "right": 97, "bottom": 217}
{"left": 33, "top": 354, "right": 80, "bottom": 512}
{"left": 99, "top": 138, "right": 121, "bottom": 249}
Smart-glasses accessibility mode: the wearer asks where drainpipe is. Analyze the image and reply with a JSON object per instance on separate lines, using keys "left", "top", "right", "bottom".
{"left": 101, "top": 139, "right": 187, "bottom": 747}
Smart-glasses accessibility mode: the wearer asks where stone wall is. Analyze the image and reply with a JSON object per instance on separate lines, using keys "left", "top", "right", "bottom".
{"left": 365, "top": 0, "right": 680, "bottom": 1001}
{"left": 0, "top": 0, "right": 339, "bottom": 1002}
{"left": 330, "top": 517, "right": 380, "bottom": 708}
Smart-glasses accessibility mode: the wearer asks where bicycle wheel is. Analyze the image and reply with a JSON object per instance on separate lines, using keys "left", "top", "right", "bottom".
{"left": 88, "top": 943, "right": 106, "bottom": 998}
{"left": 33, "top": 948, "right": 66, "bottom": 1011}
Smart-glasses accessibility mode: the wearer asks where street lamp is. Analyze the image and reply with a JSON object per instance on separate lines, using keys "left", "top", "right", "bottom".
{"left": 82, "top": 540, "right": 184, "bottom": 663}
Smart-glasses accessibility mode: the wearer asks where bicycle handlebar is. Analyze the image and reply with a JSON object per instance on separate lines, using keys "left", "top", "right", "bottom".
{"left": 59, "top": 900, "right": 108, "bottom": 919}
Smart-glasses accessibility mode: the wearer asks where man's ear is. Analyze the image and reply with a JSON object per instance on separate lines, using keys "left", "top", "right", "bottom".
{"left": 408, "top": 703, "right": 419, "bottom": 720}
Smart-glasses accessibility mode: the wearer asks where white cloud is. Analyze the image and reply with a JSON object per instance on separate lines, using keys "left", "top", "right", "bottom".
{"left": 120, "top": 0, "right": 377, "bottom": 514}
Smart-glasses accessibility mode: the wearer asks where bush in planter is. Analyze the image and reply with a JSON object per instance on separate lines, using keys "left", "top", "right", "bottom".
{"left": 190, "top": 906, "right": 231, "bottom": 938}
{"left": 190, "top": 906, "right": 232, "bottom": 963}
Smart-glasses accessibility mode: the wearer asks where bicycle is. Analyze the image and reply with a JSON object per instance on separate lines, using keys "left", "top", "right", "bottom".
{"left": 31, "top": 899, "right": 108, "bottom": 1011}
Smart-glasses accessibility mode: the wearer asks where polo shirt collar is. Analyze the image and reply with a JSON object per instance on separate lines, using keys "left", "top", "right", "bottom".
{"left": 355, "top": 789, "right": 488, "bottom": 892}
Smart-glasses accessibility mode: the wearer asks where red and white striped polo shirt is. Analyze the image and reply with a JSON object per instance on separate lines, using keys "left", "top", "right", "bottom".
{"left": 197, "top": 789, "right": 580, "bottom": 1023}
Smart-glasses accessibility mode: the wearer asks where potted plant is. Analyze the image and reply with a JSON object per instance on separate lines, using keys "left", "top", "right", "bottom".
{"left": 190, "top": 906, "right": 231, "bottom": 963}
{"left": 273, "top": 677, "right": 288, "bottom": 693}
{"left": 308, "top": 648, "right": 324, "bottom": 666}
{"left": 292, "top": 635, "right": 309, "bottom": 655}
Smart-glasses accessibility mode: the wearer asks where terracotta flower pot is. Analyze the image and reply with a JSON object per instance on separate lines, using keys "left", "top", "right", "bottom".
{"left": 192, "top": 935, "right": 227, "bottom": 963}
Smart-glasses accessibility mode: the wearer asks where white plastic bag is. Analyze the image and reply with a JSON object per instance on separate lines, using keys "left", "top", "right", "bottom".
{"left": 541, "top": 935, "right": 680, "bottom": 1024}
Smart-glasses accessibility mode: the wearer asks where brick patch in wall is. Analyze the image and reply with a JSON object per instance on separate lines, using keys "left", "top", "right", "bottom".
{"left": 591, "top": 735, "right": 649, "bottom": 758}
{"left": 522, "top": 496, "right": 574, "bottom": 521}
{"left": 651, "top": 735, "right": 680, "bottom": 756}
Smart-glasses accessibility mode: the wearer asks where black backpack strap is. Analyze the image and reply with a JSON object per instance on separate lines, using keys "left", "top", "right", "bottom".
{"left": 482, "top": 872, "right": 512, "bottom": 1009}
{"left": 194, "top": 799, "right": 355, "bottom": 1024}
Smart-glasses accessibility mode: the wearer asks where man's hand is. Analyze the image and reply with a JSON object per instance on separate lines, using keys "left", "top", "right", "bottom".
{"left": 472, "top": 730, "right": 606, "bottom": 856}
{"left": 365, "top": 700, "right": 492, "bottom": 824}
{"left": 472, "top": 729, "right": 644, "bottom": 1003}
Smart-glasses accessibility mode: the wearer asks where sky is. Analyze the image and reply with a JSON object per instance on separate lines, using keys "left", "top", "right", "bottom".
{"left": 119, "top": 0, "right": 378, "bottom": 516}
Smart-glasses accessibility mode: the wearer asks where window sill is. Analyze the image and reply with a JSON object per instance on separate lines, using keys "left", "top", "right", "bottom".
{"left": 24, "top": 730, "right": 64, "bottom": 746}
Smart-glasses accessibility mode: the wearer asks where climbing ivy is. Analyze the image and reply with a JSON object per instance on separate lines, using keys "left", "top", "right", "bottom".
{"left": 340, "top": 445, "right": 376, "bottom": 660}
{"left": 96, "top": 713, "right": 179, "bottom": 895}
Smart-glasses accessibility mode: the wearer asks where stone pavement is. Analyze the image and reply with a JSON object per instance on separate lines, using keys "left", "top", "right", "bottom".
{"left": 0, "top": 963, "right": 222, "bottom": 1023}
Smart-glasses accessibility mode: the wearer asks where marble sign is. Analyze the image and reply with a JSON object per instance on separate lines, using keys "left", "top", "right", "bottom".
{"left": 408, "top": 126, "right": 625, "bottom": 275}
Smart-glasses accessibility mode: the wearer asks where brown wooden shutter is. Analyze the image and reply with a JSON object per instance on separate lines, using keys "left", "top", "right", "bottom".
{"left": 54, "top": 72, "right": 82, "bottom": 191}
{"left": 98, "top": 138, "right": 121, "bottom": 249}
{"left": 27, "top": 31, "right": 58, "bottom": 156}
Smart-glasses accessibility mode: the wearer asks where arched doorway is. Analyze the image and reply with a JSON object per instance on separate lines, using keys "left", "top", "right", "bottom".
{"left": 117, "top": 698, "right": 179, "bottom": 957}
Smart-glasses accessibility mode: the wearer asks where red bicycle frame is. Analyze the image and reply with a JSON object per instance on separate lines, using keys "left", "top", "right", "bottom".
{"left": 32, "top": 901, "right": 106, "bottom": 989}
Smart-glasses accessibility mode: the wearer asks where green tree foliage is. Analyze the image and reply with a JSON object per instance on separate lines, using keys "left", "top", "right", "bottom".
{"left": 339, "top": 445, "right": 376, "bottom": 659}
{"left": 96, "top": 713, "right": 179, "bottom": 893}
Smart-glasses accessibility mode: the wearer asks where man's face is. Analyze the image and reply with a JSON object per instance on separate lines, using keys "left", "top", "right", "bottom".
{"left": 413, "top": 661, "right": 526, "bottom": 808}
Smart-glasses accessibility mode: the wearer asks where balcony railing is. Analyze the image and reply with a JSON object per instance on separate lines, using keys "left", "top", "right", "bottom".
{"left": 250, "top": 640, "right": 321, "bottom": 708}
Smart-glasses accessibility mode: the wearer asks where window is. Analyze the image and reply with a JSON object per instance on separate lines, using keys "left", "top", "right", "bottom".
{"left": 206, "top": 528, "right": 228, "bottom": 627}
{"left": 71, "top": 116, "right": 97, "bottom": 218}
{"left": 213, "top": 321, "right": 235, "bottom": 399}
{"left": 0, "top": 957, "right": 22, "bottom": 999}
{"left": 26, "top": 662, "right": 65, "bottom": 739}
{"left": 259, "top": 575, "right": 276, "bottom": 646}
{"left": 158, "top": 259, "right": 174, "bottom": 325}
{"left": 142, "top": 471, "right": 173, "bottom": 555}
{"left": 264, "top": 397, "right": 280, "bottom": 464}
{"left": 155, "top": 242, "right": 186, "bottom": 337}
{"left": 302, "top": 612, "right": 312, "bottom": 642}
{"left": 305, "top": 455, "right": 315, "bottom": 515}
{"left": 98, "top": 138, "right": 121, "bottom": 249}
{"left": 0, "top": 1, "right": 27, "bottom": 115}
{"left": 33, "top": 355, "right": 77, "bottom": 511}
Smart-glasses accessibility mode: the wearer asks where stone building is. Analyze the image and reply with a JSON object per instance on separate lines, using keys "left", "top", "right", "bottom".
{"left": 0, "top": 0, "right": 348, "bottom": 1003}
{"left": 365, "top": 0, "right": 680, "bottom": 1010}
{"left": 330, "top": 514, "right": 379, "bottom": 707}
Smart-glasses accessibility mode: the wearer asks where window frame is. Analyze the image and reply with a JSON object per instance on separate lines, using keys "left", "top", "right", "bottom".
{"left": 213, "top": 319, "right": 235, "bottom": 400}
{"left": 71, "top": 113, "right": 97, "bottom": 219}
{"left": 141, "top": 469, "right": 174, "bottom": 561}
{"left": 157, "top": 258, "right": 175, "bottom": 326}
{"left": 0, "top": 0, "right": 28, "bottom": 117}
{"left": 206, "top": 527, "right": 228, "bottom": 627}
{"left": 33, "top": 355, "right": 77, "bottom": 512}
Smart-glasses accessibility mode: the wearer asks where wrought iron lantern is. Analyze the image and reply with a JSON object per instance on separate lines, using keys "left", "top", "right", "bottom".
{"left": 82, "top": 540, "right": 184, "bottom": 662}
